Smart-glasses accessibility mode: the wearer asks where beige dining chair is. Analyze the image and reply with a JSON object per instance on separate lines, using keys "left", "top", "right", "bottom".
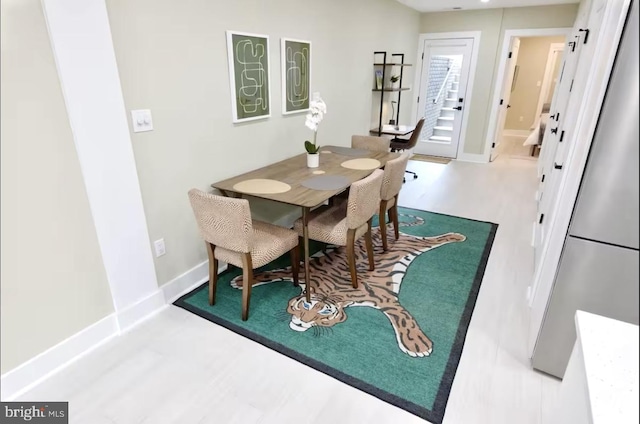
{"left": 293, "top": 169, "right": 384, "bottom": 289}
{"left": 351, "top": 135, "right": 391, "bottom": 152}
{"left": 379, "top": 153, "right": 410, "bottom": 251}
{"left": 188, "top": 189, "right": 299, "bottom": 321}
{"left": 334, "top": 134, "right": 389, "bottom": 202}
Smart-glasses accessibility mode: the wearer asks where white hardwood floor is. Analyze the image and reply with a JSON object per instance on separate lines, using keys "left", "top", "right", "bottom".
{"left": 493, "top": 134, "right": 540, "bottom": 160}
{"left": 17, "top": 155, "right": 561, "bottom": 424}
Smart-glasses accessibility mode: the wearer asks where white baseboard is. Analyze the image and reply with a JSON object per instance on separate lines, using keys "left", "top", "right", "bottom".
{"left": 503, "top": 129, "right": 531, "bottom": 137}
{"left": 0, "top": 259, "right": 236, "bottom": 401}
{"left": 161, "top": 259, "right": 228, "bottom": 304}
{"left": 456, "top": 152, "right": 488, "bottom": 163}
{"left": 116, "top": 289, "right": 166, "bottom": 332}
{"left": 1, "top": 314, "right": 119, "bottom": 401}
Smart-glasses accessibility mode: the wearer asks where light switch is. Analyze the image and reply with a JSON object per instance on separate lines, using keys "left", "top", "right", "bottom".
{"left": 131, "top": 109, "right": 153, "bottom": 133}
{"left": 536, "top": 80, "right": 542, "bottom": 87}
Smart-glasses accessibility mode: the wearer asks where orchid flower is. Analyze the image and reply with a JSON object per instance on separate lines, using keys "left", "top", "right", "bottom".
{"left": 304, "top": 96, "right": 327, "bottom": 154}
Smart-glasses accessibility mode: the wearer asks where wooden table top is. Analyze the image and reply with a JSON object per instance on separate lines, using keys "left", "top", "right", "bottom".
{"left": 211, "top": 146, "right": 399, "bottom": 208}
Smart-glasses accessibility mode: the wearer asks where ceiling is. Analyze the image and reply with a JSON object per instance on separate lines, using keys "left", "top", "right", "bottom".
{"left": 395, "top": 0, "right": 578, "bottom": 13}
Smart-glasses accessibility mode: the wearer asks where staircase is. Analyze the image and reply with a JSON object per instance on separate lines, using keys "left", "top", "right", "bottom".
{"left": 430, "top": 74, "right": 459, "bottom": 143}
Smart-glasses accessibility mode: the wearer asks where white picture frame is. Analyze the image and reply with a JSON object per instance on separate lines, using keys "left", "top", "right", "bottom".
{"left": 281, "top": 37, "right": 311, "bottom": 115}
{"left": 226, "top": 30, "right": 271, "bottom": 123}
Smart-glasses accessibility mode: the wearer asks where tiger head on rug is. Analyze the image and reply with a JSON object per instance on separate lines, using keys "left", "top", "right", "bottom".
{"left": 230, "top": 214, "right": 466, "bottom": 357}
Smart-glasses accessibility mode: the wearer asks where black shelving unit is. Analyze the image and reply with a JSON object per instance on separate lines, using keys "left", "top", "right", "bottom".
{"left": 371, "top": 52, "right": 412, "bottom": 136}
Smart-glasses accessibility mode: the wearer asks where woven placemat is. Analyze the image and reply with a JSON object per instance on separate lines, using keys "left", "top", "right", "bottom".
{"left": 232, "top": 179, "right": 291, "bottom": 194}
{"left": 340, "top": 158, "right": 381, "bottom": 170}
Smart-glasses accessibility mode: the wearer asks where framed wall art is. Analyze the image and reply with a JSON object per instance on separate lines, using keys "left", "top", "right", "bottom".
{"left": 281, "top": 38, "right": 311, "bottom": 115}
{"left": 226, "top": 30, "right": 271, "bottom": 123}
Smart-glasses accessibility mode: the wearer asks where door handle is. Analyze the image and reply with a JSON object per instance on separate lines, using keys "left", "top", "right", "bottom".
{"left": 453, "top": 106, "right": 462, "bottom": 111}
{"left": 551, "top": 127, "right": 558, "bottom": 134}
{"left": 507, "top": 104, "right": 511, "bottom": 108}
{"left": 554, "top": 162, "right": 563, "bottom": 170}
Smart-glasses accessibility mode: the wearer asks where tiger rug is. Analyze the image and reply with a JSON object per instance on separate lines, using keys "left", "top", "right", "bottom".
{"left": 229, "top": 213, "right": 466, "bottom": 358}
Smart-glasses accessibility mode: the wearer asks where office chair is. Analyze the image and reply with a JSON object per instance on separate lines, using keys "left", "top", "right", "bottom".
{"left": 389, "top": 118, "right": 425, "bottom": 181}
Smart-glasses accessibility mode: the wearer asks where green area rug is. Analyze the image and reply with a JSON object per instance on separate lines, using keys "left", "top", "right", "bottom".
{"left": 174, "top": 207, "right": 497, "bottom": 423}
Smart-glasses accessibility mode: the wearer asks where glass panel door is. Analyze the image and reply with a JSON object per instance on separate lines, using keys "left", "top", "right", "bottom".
{"left": 415, "top": 38, "right": 474, "bottom": 158}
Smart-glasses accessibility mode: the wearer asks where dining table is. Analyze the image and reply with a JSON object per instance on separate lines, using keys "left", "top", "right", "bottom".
{"left": 210, "top": 145, "right": 400, "bottom": 302}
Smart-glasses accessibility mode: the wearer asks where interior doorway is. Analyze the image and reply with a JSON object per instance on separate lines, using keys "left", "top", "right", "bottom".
{"left": 490, "top": 35, "right": 567, "bottom": 161}
{"left": 486, "top": 28, "right": 572, "bottom": 163}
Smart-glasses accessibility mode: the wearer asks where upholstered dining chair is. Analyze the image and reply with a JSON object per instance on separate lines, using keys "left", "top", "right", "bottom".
{"left": 351, "top": 135, "right": 391, "bottom": 152}
{"left": 293, "top": 169, "right": 384, "bottom": 289}
{"left": 188, "top": 189, "right": 299, "bottom": 321}
{"left": 390, "top": 118, "right": 425, "bottom": 181}
{"left": 378, "top": 153, "right": 410, "bottom": 251}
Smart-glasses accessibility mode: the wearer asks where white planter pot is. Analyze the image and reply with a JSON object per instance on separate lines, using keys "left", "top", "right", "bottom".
{"left": 307, "top": 153, "right": 319, "bottom": 168}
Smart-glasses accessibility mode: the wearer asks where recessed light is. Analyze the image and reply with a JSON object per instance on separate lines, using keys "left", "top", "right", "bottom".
{"left": 481, "top": 0, "right": 490, "bottom": 2}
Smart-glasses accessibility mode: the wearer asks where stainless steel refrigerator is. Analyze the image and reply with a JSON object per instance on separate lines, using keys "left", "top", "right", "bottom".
{"left": 531, "top": 0, "right": 639, "bottom": 379}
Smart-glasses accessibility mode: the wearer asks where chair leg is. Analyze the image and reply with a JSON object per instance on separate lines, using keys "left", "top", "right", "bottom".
{"left": 346, "top": 228, "right": 358, "bottom": 288}
{"left": 290, "top": 246, "right": 300, "bottom": 286}
{"left": 405, "top": 170, "right": 418, "bottom": 179}
{"left": 206, "top": 243, "right": 218, "bottom": 305}
{"left": 365, "top": 219, "right": 375, "bottom": 271}
{"left": 241, "top": 253, "right": 253, "bottom": 321}
{"left": 392, "top": 196, "right": 400, "bottom": 240}
{"left": 379, "top": 200, "right": 389, "bottom": 251}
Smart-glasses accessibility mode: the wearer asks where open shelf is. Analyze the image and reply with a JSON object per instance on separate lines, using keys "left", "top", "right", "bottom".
{"left": 372, "top": 51, "right": 412, "bottom": 136}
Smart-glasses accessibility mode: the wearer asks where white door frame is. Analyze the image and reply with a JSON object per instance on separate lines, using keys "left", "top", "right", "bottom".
{"left": 412, "top": 31, "right": 481, "bottom": 160}
{"left": 484, "top": 28, "right": 572, "bottom": 163}
{"left": 527, "top": 0, "right": 632, "bottom": 356}
{"left": 534, "top": 42, "right": 565, "bottom": 120}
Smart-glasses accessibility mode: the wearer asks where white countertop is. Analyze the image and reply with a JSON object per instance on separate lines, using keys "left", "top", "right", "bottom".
{"left": 575, "top": 310, "right": 639, "bottom": 424}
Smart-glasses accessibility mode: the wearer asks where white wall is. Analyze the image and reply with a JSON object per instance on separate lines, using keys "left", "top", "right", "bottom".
{"left": 0, "top": 0, "right": 114, "bottom": 373}
{"left": 41, "top": 0, "right": 160, "bottom": 314}
{"left": 105, "top": 0, "right": 421, "bottom": 286}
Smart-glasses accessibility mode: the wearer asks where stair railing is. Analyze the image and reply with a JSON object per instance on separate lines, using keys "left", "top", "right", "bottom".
{"left": 432, "top": 67, "right": 455, "bottom": 104}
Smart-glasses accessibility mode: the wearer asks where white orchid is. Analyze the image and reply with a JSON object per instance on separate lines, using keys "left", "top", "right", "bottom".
{"left": 304, "top": 96, "right": 327, "bottom": 154}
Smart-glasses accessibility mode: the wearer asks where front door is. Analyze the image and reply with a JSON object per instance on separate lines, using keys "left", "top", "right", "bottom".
{"left": 414, "top": 38, "right": 474, "bottom": 158}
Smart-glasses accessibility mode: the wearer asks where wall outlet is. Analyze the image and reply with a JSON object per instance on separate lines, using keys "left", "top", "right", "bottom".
{"left": 154, "top": 238, "right": 166, "bottom": 257}
{"left": 519, "top": 116, "right": 524, "bottom": 122}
